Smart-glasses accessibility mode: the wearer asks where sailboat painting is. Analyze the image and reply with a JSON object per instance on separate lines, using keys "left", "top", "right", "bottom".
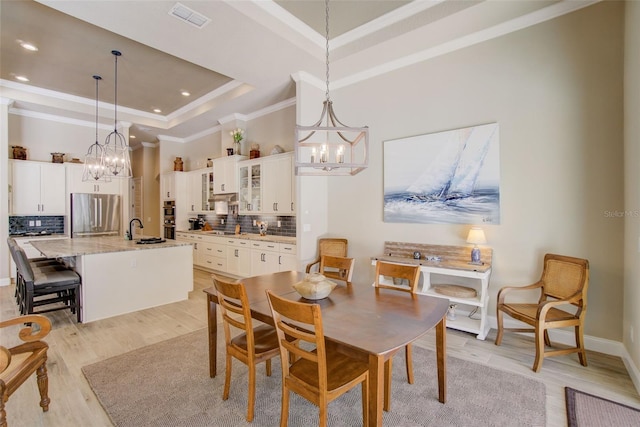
{"left": 384, "top": 123, "right": 500, "bottom": 224}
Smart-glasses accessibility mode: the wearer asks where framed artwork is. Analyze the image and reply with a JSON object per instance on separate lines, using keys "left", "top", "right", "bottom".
{"left": 384, "top": 122, "right": 500, "bottom": 224}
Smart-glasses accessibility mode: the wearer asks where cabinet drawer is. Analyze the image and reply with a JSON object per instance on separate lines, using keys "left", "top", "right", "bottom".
{"left": 199, "top": 254, "right": 227, "bottom": 271}
{"left": 279, "top": 243, "right": 296, "bottom": 255}
{"left": 249, "top": 240, "right": 279, "bottom": 252}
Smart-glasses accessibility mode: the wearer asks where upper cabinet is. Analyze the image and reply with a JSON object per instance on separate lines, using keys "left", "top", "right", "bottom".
{"left": 11, "top": 160, "right": 66, "bottom": 215}
{"left": 161, "top": 172, "right": 178, "bottom": 200}
{"left": 263, "top": 152, "right": 294, "bottom": 215}
{"left": 66, "top": 163, "right": 121, "bottom": 195}
{"left": 187, "top": 168, "right": 213, "bottom": 212}
{"left": 213, "top": 155, "right": 246, "bottom": 194}
{"left": 238, "top": 159, "right": 262, "bottom": 214}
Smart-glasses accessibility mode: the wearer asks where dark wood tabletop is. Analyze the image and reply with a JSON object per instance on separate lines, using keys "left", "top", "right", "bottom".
{"left": 203, "top": 270, "right": 449, "bottom": 427}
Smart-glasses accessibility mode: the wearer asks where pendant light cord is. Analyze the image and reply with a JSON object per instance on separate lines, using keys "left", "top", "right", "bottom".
{"left": 325, "top": 0, "right": 330, "bottom": 103}
{"left": 93, "top": 75, "right": 101, "bottom": 142}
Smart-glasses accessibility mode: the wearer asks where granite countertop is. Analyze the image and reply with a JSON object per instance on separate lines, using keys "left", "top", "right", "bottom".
{"left": 30, "top": 236, "right": 192, "bottom": 258}
{"left": 176, "top": 230, "right": 296, "bottom": 245}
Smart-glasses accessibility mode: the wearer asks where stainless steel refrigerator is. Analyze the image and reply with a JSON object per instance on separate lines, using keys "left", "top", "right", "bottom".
{"left": 70, "top": 193, "right": 121, "bottom": 237}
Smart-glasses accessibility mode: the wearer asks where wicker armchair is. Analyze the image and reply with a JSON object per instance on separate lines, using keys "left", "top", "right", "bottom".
{"left": 305, "top": 238, "right": 348, "bottom": 280}
{"left": 495, "top": 253, "right": 589, "bottom": 372}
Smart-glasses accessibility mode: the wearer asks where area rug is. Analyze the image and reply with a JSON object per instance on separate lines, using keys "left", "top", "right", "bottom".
{"left": 82, "top": 329, "right": 546, "bottom": 426}
{"left": 565, "top": 387, "right": 640, "bottom": 426}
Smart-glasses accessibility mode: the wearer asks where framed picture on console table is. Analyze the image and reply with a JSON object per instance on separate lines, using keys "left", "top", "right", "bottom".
{"left": 383, "top": 122, "right": 501, "bottom": 225}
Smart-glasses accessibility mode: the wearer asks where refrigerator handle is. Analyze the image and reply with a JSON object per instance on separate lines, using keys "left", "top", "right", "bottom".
{"left": 99, "top": 198, "right": 103, "bottom": 227}
{"left": 93, "top": 198, "right": 98, "bottom": 226}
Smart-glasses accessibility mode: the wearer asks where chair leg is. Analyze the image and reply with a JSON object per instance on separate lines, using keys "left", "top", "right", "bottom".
{"left": 36, "top": 362, "right": 50, "bottom": 412}
{"left": 384, "top": 358, "right": 392, "bottom": 411}
{"left": 75, "top": 286, "right": 82, "bottom": 323}
{"left": 361, "top": 377, "right": 369, "bottom": 427}
{"left": 495, "top": 310, "right": 504, "bottom": 345}
{"left": 266, "top": 358, "right": 272, "bottom": 376}
{"left": 575, "top": 325, "right": 588, "bottom": 367}
{"left": 222, "top": 354, "right": 232, "bottom": 400}
{"left": 405, "top": 343, "right": 414, "bottom": 384}
{"left": 280, "top": 386, "right": 289, "bottom": 427}
{"left": 319, "top": 396, "right": 328, "bottom": 427}
{"left": 533, "top": 325, "right": 545, "bottom": 372}
{"left": 543, "top": 329, "right": 551, "bottom": 347}
{"left": 247, "top": 363, "right": 256, "bottom": 422}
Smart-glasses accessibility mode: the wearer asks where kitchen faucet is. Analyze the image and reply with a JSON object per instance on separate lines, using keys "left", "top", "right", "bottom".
{"left": 128, "top": 217, "right": 144, "bottom": 240}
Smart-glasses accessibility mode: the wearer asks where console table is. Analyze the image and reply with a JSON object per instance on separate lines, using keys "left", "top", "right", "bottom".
{"left": 372, "top": 241, "right": 493, "bottom": 340}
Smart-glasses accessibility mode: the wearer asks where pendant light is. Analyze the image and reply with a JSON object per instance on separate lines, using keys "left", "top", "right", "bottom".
{"left": 294, "top": 0, "right": 369, "bottom": 176}
{"left": 82, "top": 75, "right": 110, "bottom": 182}
{"left": 101, "top": 50, "right": 132, "bottom": 178}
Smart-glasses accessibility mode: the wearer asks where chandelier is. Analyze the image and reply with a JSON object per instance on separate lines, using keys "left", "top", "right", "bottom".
{"left": 101, "top": 50, "right": 132, "bottom": 178}
{"left": 82, "top": 75, "right": 110, "bottom": 182}
{"left": 294, "top": 0, "right": 369, "bottom": 176}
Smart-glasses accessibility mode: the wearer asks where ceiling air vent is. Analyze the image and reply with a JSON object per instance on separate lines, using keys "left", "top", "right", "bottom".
{"left": 169, "top": 3, "right": 211, "bottom": 29}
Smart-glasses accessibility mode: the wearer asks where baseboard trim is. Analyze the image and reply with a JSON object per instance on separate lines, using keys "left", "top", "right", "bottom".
{"left": 489, "top": 315, "right": 640, "bottom": 395}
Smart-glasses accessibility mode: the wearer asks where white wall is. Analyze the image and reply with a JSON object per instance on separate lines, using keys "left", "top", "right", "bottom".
{"left": 324, "top": 1, "right": 625, "bottom": 341}
{"left": 623, "top": 0, "right": 640, "bottom": 372}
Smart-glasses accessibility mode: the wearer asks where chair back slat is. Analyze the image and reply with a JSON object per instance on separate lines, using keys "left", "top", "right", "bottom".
{"left": 267, "top": 291, "right": 326, "bottom": 378}
{"left": 375, "top": 261, "right": 421, "bottom": 293}
{"left": 213, "top": 276, "right": 254, "bottom": 349}
{"left": 319, "top": 255, "right": 355, "bottom": 286}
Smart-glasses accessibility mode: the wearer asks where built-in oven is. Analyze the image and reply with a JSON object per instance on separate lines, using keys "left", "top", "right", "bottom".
{"left": 163, "top": 200, "right": 176, "bottom": 240}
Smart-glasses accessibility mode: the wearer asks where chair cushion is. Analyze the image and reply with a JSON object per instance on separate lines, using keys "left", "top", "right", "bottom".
{"left": 502, "top": 303, "right": 578, "bottom": 323}
{"left": 33, "top": 269, "right": 80, "bottom": 287}
{"left": 0, "top": 352, "right": 31, "bottom": 382}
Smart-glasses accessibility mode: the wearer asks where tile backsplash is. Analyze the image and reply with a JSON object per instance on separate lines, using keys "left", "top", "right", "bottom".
{"left": 200, "top": 214, "right": 296, "bottom": 237}
{"left": 9, "top": 216, "right": 65, "bottom": 235}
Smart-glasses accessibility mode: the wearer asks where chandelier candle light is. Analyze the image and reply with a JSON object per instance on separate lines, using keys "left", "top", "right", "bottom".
{"left": 294, "top": 0, "right": 369, "bottom": 176}
{"left": 466, "top": 227, "right": 487, "bottom": 264}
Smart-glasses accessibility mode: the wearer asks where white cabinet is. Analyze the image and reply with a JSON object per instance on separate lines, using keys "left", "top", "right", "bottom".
{"left": 187, "top": 169, "right": 214, "bottom": 212}
{"left": 175, "top": 232, "right": 196, "bottom": 264}
{"left": 226, "top": 239, "right": 251, "bottom": 277}
{"left": 263, "top": 153, "right": 294, "bottom": 215}
{"left": 198, "top": 239, "right": 227, "bottom": 271}
{"left": 66, "top": 163, "right": 121, "bottom": 194}
{"left": 250, "top": 240, "right": 297, "bottom": 276}
{"left": 11, "top": 160, "right": 66, "bottom": 215}
{"left": 238, "top": 159, "right": 262, "bottom": 213}
{"left": 213, "top": 155, "right": 246, "bottom": 194}
{"left": 161, "top": 172, "right": 179, "bottom": 200}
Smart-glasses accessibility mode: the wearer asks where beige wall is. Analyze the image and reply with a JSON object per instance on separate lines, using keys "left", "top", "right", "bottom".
{"left": 325, "top": 1, "right": 625, "bottom": 341}
{"left": 624, "top": 0, "right": 640, "bottom": 371}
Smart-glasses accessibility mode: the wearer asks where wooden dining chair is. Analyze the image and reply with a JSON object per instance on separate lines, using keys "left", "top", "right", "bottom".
{"left": 374, "top": 260, "right": 421, "bottom": 411}
{"left": 266, "top": 290, "right": 369, "bottom": 427}
{"left": 1, "top": 315, "right": 52, "bottom": 427}
{"left": 213, "top": 276, "right": 281, "bottom": 422}
{"left": 305, "top": 238, "right": 348, "bottom": 277}
{"left": 318, "top": 255, "right": 355, "bottom": 286}
{"left": 495, "top": 253, "right": 590, "bottom": 372}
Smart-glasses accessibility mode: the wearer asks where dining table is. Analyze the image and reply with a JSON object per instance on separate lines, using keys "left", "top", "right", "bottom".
{"left": 203, "top": 270, "right": 450, "bottom": 426}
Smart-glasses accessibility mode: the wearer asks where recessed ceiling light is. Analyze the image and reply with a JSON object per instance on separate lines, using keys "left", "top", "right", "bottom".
{"left": 15, "top": 75, "right": 29, "bottom": 82}
{"left": 130, "top": 135, "right": 136, "bottom": 139}
{"left": 181, "top": 91, "right": 190, "bottom": 97}
{"left": 20, "top": 41, "right": 38, "bottom": 51}
{"left": 153, "top": 108, "right": 162, "bottom": 113}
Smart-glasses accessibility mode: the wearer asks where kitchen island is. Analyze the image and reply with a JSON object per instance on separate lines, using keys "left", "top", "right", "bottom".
{"left": 31, "top": 237, "right": 193, "bottom": 323}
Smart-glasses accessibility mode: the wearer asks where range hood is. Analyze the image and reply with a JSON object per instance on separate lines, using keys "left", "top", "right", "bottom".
{"left": 209, "top": 193, "right": 238, "bottom": 206}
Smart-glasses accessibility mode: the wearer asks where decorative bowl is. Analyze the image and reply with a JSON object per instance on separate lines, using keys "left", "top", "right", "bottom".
{"left": 293, "top": 273, "right": 337, "bottom": 300}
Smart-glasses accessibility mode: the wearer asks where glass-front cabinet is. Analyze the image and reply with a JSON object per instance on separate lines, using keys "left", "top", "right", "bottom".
{"left": 239, "top": 159, "right": 262, "bottom": 214}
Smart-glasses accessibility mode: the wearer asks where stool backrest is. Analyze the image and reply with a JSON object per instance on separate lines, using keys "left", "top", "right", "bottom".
{"left": 13, "top": 247, "right": 35, "bottom": 283}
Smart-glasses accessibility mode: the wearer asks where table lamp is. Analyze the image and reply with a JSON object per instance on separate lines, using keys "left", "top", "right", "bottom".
{"left": 466, "top": 227, "right": 487, "bottom": 264}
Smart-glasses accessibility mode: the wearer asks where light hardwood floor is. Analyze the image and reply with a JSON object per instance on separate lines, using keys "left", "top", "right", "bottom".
{"left": 2, "top": 269, "right": 639, "bottom": 426}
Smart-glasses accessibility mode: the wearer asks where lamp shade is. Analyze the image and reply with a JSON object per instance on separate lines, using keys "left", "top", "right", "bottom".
{"left": 466, "top": 227, "right": 487, "bottom": 245}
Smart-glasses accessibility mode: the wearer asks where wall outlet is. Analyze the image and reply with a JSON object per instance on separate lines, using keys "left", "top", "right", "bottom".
{"left": 277, "top": 220, "right": 281, "bottom": 228}
{"left": 253, "top": 220, "right": 257, "bottom": 226}
{"left": 36, "top": 220, "right": 41, "bottom": 226}
{"left": 221, "top": 218, "right": 225, "bottom": 225}
{"left": 29, "top": 220, "right": 35, "bottom": 226}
